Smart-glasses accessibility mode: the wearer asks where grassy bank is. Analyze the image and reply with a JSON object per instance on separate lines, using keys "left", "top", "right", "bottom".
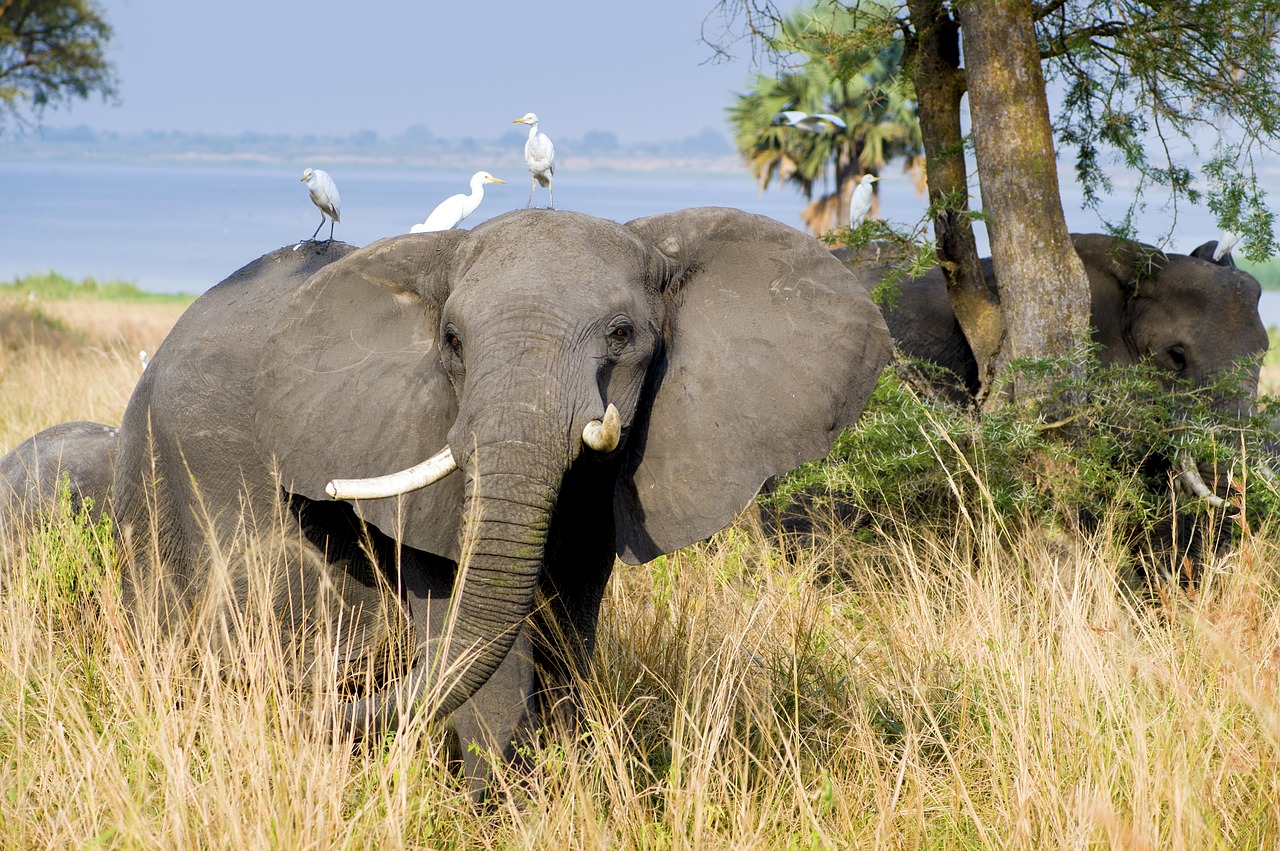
{"left": 2, "top": 289, "right": 1279, "bottom": 847}
{"left": 0, "top": 275, "right": 188, "bottom": 447}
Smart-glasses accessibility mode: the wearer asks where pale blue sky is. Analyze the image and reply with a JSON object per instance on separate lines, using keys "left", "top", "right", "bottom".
{"left": 63, "top": 0, "right": 803, "bottom": 142}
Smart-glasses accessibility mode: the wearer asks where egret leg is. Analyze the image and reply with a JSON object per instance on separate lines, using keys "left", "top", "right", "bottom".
{"left": 548, "top": 181, "right": 554, "bottom": 210}
{"left": 310, "top": 215, "right": 325, "bottom": 241}
{"left": 327, "top": 218, "right": 335, "bottom": 241}
{"left": 527, "top": 178, "right": 536, "bottom": 209}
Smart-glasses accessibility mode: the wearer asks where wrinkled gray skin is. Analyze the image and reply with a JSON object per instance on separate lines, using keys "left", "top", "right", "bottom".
{"left": 851, "top": 233, "right": 1267, "bottom": 412}
{"left": 0, "top": 421, "right": 119, "bottom": 529}
{"left": 107, "top": 208, "right": 892, "bottom": 793}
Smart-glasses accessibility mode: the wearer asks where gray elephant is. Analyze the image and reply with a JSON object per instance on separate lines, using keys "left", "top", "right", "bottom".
{"left": 850, "top": 233, "right": 1267, "bottom": 410}
{"left": 106, "top": 207, "right": 891, "bottom": 791}
{"left": 0, "top": 421, "right": 119, "bottom": 531}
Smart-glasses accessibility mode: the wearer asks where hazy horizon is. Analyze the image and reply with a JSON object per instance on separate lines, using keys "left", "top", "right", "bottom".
{"left": 30, "top": 0, "right": 804, "bottom": 145}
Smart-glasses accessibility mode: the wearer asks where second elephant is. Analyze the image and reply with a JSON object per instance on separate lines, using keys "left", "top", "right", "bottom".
{"left": 846, "top": 233, "right": 1268, "bottom": 408}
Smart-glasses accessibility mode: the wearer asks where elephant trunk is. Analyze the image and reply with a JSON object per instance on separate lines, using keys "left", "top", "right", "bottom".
{"left": 340, "top": 422, "right": 566, "bottom": 737}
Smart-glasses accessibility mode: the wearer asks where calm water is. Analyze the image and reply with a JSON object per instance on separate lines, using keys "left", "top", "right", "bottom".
{"left": 0, "top": 158, "right": 929, "bottom": 294}
{"left": 3, "top": 158, "right": 1274, "bottom": 328}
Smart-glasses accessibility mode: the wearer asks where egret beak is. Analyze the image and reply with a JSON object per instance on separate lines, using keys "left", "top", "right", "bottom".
{"left": 490, "top": 178, "right": 507, "bottom": 184}
{"left": 512, "top": 118, "right": 527, "bottom": 124}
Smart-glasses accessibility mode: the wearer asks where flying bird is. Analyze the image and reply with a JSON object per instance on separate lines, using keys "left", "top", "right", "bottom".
{"left": 513, "top": 112, "right": 556, "bottom": 208}
{"left": 773, "top": 110, "right": 848, "bottom": 133}
{"left": 410, "top": 171, "right": 506, "bottom": 233}
{"left": 848, "top": 174, "right": 880, "bottom": 229}
{"left": 1213, "top": 230, "right": 1241, "bottom": 262}
{"left": 300, "top": 168, "right": 341, "bottom": 241}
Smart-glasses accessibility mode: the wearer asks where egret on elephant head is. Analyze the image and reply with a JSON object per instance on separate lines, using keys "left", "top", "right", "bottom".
{"left": 513, "top": 112, "right": 555, "bottom": 209}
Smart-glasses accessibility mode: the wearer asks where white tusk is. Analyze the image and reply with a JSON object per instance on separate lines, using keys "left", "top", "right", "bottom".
{"left": 582, "top": 403, "right": 621, "bottom": 453}
{"left": 1175, "top": 454, "right": 1228, "bottom": 509}
{"left": 326, "top": 446, "right": 457, "bottom": 500}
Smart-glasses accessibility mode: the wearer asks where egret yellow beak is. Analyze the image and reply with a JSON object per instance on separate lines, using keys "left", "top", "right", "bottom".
{"left": 512, "top": 117, "right": 526, "bottom": 124}
{"left": 492, "top": 178, "right": 507, "bottom": 184}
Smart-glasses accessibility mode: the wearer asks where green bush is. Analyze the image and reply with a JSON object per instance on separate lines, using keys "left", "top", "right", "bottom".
{"left": 767, "top": 353, "right": 1280, "bottom": 562}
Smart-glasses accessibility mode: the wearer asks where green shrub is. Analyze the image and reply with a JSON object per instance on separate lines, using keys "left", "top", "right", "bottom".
{"left": 767, "top": 353, "right": 1280, "bottom": 563}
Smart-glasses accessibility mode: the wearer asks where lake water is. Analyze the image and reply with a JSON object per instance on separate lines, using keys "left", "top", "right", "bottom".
{"left": 0, "top": 158, "right": 930, "bottom": 293}
{"left": 3, "top": 158, "right": 1276, "bottom": 329}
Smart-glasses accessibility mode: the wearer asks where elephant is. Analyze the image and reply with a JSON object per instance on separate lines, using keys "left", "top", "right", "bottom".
{"left": 0, "top": 420, "right": 119, "bottom": 531}
{"left": 845, "top": 233, "right": 1268, "bottom": 412}
{"left": 101, "top": 207, "right": 892, "bottom": 792}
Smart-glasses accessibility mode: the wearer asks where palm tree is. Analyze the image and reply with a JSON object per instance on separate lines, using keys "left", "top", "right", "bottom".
{"left": 727, "top": 3, "right": 923, "bottom": 236}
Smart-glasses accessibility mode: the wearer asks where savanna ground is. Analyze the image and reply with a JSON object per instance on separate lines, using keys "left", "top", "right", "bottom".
{"left": 2, "top": 275, "right": 1280, "bottom": 849}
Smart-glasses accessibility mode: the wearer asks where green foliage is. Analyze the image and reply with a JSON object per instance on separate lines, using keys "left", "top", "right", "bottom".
{"left": 769, "top": 354, "right": 1279, "bottom": 559}
{"left": 1042, "top": 0, "right": 1280, "bottom": 257}
{"left": 0, "top": 270, "right": 190, "bottom": 304}
{"left": 19, "top": 477, "right": 115, "bottom": 612}
{"left": 0, "top": 0, "right": 115, "bottom": 128}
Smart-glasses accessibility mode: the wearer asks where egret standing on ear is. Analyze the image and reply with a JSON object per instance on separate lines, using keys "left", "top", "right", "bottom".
{"left": 848, "top": 173, "right": 880, "bottom": 229}
{"left": 1213, "top": 230, "right": 1241, "bottom": 262}
{"left": 513, "top": 112, "right": 555, "bottom": 208}
{"left": 300, "top": 168, "right": 341, "bottom": 241}
{"left": 410, "top": 171, "right": 506, "bottom": 233}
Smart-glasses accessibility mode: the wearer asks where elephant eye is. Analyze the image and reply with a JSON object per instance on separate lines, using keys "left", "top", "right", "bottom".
{"left": 443, "top": 328, "right": 462, "bottom": 357}
{"left": 1168, "top": 345, "right": 1187, "bottom": 373}
{"left": 607, "top": 323, "right": 632, "bottom": 350}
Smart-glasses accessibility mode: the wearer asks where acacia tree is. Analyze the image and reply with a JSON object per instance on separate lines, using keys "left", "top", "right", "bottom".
{"left": 709, "top": 0, "right": 1280, "bottom": 404}
{"left": 0, "top": 0, "right": 114, "bottom": 128}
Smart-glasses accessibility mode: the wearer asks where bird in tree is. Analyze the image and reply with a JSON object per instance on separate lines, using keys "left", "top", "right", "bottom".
{"left": 513, "top": 112, "right": 555, "bottom": 208}
{"left": 300, "top": 168, "right": 341, "bottom": 241}
{"left": 411, "top": 171, "right": 506, "bottom": 233}
{"left": 773, "top": 110, "right": 848, "bottom": 133}
{"left": 848, "top": 173, "right": 879, "bottom": 229}
{"left": 726, "top": 1, "right": 921, "bottom": 236}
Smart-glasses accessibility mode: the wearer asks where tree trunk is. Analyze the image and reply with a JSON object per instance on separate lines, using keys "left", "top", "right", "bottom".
{"left": 905, "top": 0, "right": 1003, "bottom": 400}
{"left": 956, "top": 0, "right": 1091, "bottom": 405}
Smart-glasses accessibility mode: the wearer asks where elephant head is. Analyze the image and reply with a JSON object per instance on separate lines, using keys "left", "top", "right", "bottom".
{"left": 1071, "top": 234, "right": 1267, "bottom": 419}
{"left": 868, "top": 233, "right": 1268, "bottom": 413}
{"left": 122, "top": 208, "right": 891, "bottom": 734}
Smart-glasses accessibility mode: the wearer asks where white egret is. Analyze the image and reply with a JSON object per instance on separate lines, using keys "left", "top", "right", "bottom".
{"left": 848, "top": 173, "right": 880, "bottom": 229}
{"left": 300, "top": 168, "right": 341, "bottom": 241}
{"left": 410, "top": 171, "right": 506, "bottom": 233}
{"left": 139, "top": 350, "right": 149, "bottom": 370}
{"left": 1213, "top": 230, "right": 1241, "bottom": 262}
{"left": 773, "top": 110, "right": 847, "bottom": 133}
{"left": 513, "top": 112, "right": 555, "bottom": 208}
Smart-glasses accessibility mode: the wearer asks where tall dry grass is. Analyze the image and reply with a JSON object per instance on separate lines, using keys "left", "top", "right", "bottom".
{"left": 1, "top": 296, "right": 1279, "bottom": 848}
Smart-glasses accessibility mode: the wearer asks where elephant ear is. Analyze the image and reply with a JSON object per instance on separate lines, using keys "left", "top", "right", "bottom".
{"left": 1069, "top": 233, "right": 1168, "bottom": 355}
{"left": 615, "top": 207, "right": 893, "bottom": 564}
{"left": 254, "top": 233, "right": 468, "bottom": 560}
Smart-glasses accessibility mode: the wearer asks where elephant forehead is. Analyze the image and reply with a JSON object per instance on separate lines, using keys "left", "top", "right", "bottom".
{"left": 459, "top": 210, "right": 651, "bottom": 291}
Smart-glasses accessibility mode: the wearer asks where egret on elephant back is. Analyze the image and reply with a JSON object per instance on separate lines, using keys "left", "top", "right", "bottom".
{"left": 410, "top": 171, "right": 506, "bottom": 233}
{"left": 300, "top": 167, "right": 341, "bottom": 241}
{"left": 0, "top": 205, "right": 889, "bottom": 798}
